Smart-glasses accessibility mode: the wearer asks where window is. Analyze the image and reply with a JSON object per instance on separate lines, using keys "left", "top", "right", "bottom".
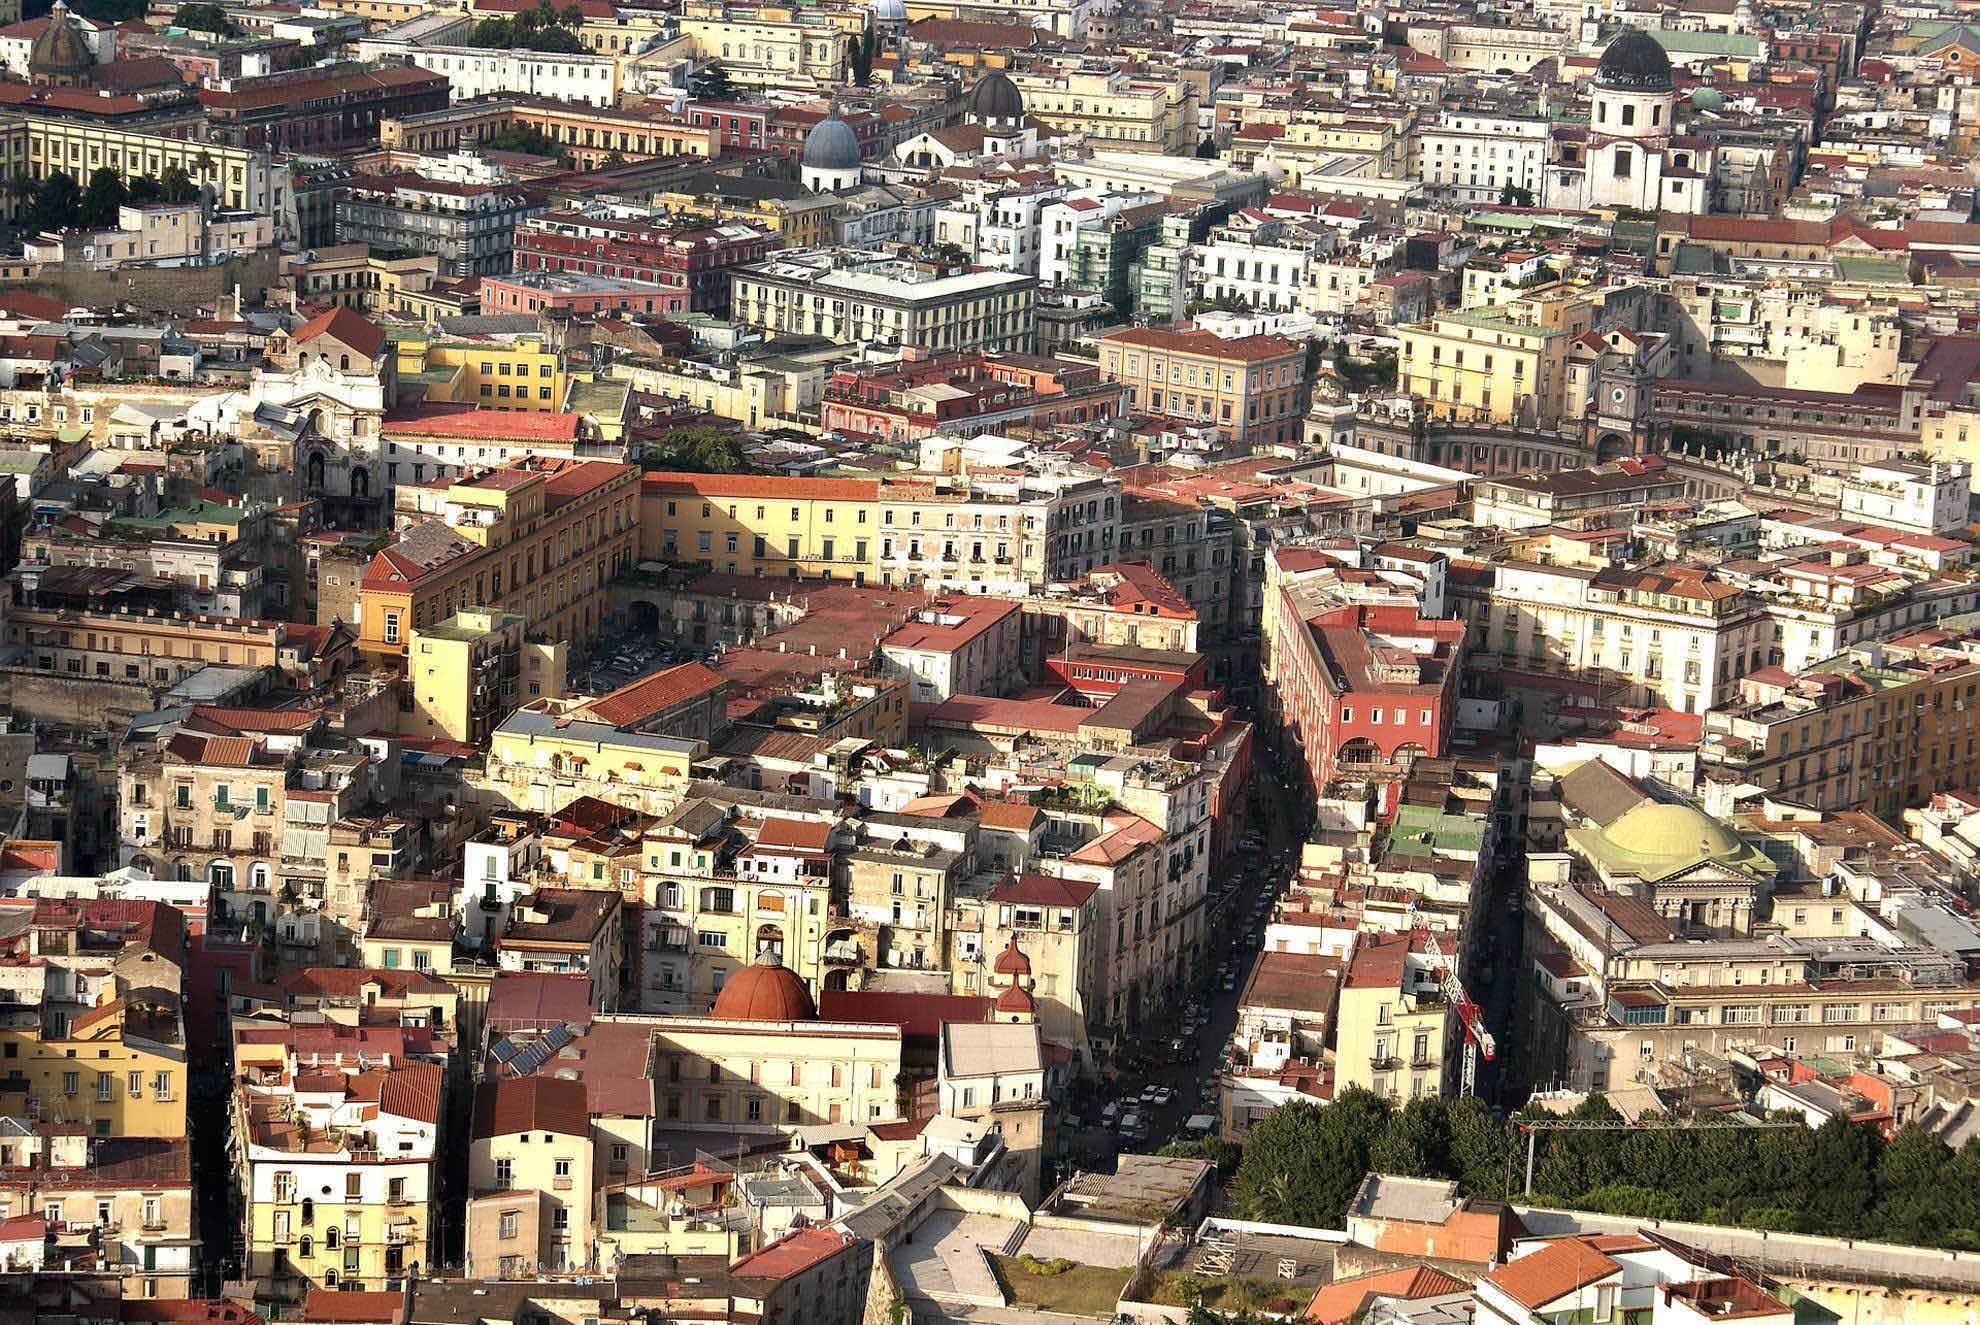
{"left": 499, "top": 1210, "right": 518, "bottom": 1240}
{"left": 494, "top": 1158, "right": 514, "bottom": 1189}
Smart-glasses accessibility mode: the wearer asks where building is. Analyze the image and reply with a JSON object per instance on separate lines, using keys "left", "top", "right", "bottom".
{"left": 335, "top": 171, "right": 546, "bottom": 279}
{"left": 1098, "top": 325, "right": 1307, "bottom": 448}
{"left": 729, "top": 249, "right": 1038, "bottom": 355}
{"left": 1397, "top": 302, "right": 1590, "bottom": 430}
{"left": 1333, "top": 932, "right": 1458, "bottom": 1100}
{"left": 352, "top": 38, "right": 621, "bottom": 107}
{"left": 466, "top": 1077, "right": 595, "bottom": 1275}
{"left": 878, "top": 597, "right": 1022, "bottom": 702}
{"left": 1008, "top": 69, "right": 1195, "bottom": 154}
{"left": 198, "top": 62, "right": 448, "bottom": 152}
{"left": 357, "top": 459, "right": 640, "bottom": 664}
{"left": 513, "top": 212, "right": 776, "bottom": 317}
{"left": 233, "top": 1038, "right": 442, "bottom": 1303}
{"left": 639, "top": 471, "right": 881, "bottom": 580}
{"left": 403, "top": 609, "right": 566, "bottom": 746}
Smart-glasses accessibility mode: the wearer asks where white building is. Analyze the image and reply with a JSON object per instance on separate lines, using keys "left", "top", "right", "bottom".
{"left": 1543, "top": 29, "right": 1715, "bottom": 214}
{"left": 1839, "top": 460, "right": 1970, "bottom": 536}
{"left": 1190, "top": 211, "right": 1325, "bottom": 314}
{"left": 355, "top": 39, "right": 620, "bottom": 106}
{"left": 1412, "top": 110, "right": 1551, "bottom": 205}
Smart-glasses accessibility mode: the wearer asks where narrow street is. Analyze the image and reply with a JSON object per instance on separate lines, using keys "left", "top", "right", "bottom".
{"left": 1065, "top": 739, "right": 1307, "bottom": 1165}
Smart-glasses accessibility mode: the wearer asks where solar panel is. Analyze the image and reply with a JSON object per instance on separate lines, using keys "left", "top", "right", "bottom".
{"left": 507, "top": 1022, "right": 575, "bottom": 1077}
{"left": 489, "top": 1036, "right": 522, "bottom": 1064}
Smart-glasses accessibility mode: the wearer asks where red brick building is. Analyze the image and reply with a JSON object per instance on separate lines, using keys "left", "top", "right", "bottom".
{"left": 198, "top": 62, "right": 449, "bottom": 153}
{"left": 512, "top": 211, "right": 779, "bottom": 316}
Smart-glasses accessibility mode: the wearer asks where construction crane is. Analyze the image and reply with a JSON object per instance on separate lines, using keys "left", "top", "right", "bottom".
{"left": 1421, "top": 926, "right": 1496, "bottom": 1097}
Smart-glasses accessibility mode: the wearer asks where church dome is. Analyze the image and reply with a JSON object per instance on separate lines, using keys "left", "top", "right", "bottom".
{"left": 1690, "top": 86, "right": 1725, "bottom": 111}
{"left": 967, "top": 70, "right": 1024, "bottom": 122}
{"left": 995, "top": 983, "right": 1035, "bottom": 1015}
{"left": 30, "top": 1, "right": 91, "bottom": 83}
{"left": 1604, "top": 801, "right": 1741, "bottom": 861}
{"left": 869, "top": 0, "right": 906, "bottom": 21}
{"left": 802, "top": 114, "right": 861, "bottom": 171}
{"left": 1596, "top": 27, "right": 1673, "bottom": 91}
{"left": 711, "top": 952, "right": 817, "bottom": 1022}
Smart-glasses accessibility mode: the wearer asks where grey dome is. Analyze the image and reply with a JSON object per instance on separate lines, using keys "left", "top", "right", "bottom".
{"left": 802, "top": 114, "right": 861, "bottom": 170}
{"left": 968, "top": 71, "right": 1024, "bottom": 122}
{"left": 1597, "top": 27, "right": 1673, "bottom": 91}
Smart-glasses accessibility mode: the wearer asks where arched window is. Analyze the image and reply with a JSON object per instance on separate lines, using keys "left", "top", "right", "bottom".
{"left": 300, "top": 1198, "right": 313, "bottom": 1226}
{"left": 298, "top": 1234, "right": 313, "bottom": 1258}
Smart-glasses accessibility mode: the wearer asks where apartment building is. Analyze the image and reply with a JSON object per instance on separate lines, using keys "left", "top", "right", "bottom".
{"left": 640, "top": 802, "right": 839, "bottom": 1012}
{"left": 1702, "top": 640, "right": 1980, "bottom": 819}
{"left": 233, "top": 1040, "right": 442, "bottom": 1302}
{"left": 403, "top": 609, "right": 566, "bottom": 747}
{"left": 1008, "top": 69, "right": 1196, "bottom": 154}
{"left": 467, "top": 1077, "right": 595, "bottom": 1275}
{"left": 1098, "top": 325, "right": 1307, "bottom": 448}
{"left": 352, "top": 40, "right": 621, "bottom": 106}
{"left": 878, "top": 598, "right": 1023, "bottom": 703}
{"left": 390, "top": 329, "right": 573, "bottom": 414}
{"left": 12, "top": 119, "right": 278, "bottom": 217}
{"left": 1452, "top": 559, "right": 1766, "bottom": 714}
{"left": 874, "top": 468, "right": 1125, "bottom": 589}
{"left": 730, "top": 249, "right": 1038, "bottom": 356}
{"left": 335, "top": 171, "right": 545, "bottom": 280}
{"left": 1397, "top": 297, "right": 1597, "bottom": 429}
{"left": 1411, "top": 110, "right": 1551, "bottom": 205}
{"left": 1333, "top": 932, "right": 1458, "bottom": 1100}
{"left": 0, "top": 1131, "right": 195, "bottom": 1298}
{"left": 1265, "top": 564, "right": 1465, "bottom": 797}
{"left": 640, "top": 472, "right": 880, "bottom": 580}
{"left": 358, "top": 458, "right": 640, "bottom": 664}
{"left": 964, "top": 874, "right": 1102, "bottom": 1058}
{"left": 6, "top": 609, "right": 293, "bottom": 689}
{"left": 0, "top": 898, "right": 189, "bottom": 1139}
{"left": 675, "top": 6, "right": 856, "bottom": 90}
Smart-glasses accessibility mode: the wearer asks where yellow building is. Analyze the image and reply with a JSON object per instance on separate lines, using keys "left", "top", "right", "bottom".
{"left": 234, "top": 1044, "right": 443, "bottom": 1303}
{"left": 382, "top": 99, "right": 717, "bottom": 167}
{"left": 642, "top": 808, "right": 838, "bottom": 1011}
{"left": 357, "top": 458, "right": 639, "bottom": 664}
{"left": 1097, "top": 324, "right": 1307, "bottom": 448}
{"left": 1332, "top": 932, "right": 1456, "bottom": 1101}
{"left": 639, "top": 471, "right": 881, "bottom": 578}
{"left": 1397, "top": 300, "right": 1590, "bottom": 429}
{"left": 675, "top": 1, "right": 860, "bottom": 90}
{"left": 392, "top": 328, "right": 578, "bottom": 413}
{"left": 0, "top": 991, "right": 187, "bottom": 1138}
{"left": 404, "top": 609, "right": 566, "bottom": 746}
{"left": 467, "top": 1076, "right": 596, "bottom": 1274}
{"left": 11, "top": 120, "right": 274, "bottom": 214}
{"left": 1009, "top": 69, "right": 1195, "bottom": 154}
{"left": 475, "top": 702, "right": 704, "bottom": 816}
{"left": 653, "top": 186, "right": 841, "bottom": 250}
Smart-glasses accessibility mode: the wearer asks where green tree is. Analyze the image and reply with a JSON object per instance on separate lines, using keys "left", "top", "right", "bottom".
{"left": 173, "top": 2, "right": 234, "bottom": 33}
{"left": 645, "top": 425, "right": 754, "bottom": 475}
{"left": 1231, "top": 1090, "right": 1390, "bottom": 1228}
{"left": 1157, "top": 1138, "right": 1242, "bottom": 1176}
{"left": 1871, "top": 1126, "right": 1966, "bottom": 1246}
{"left": 1802, "top": 1117, "right": 1880, "bottom": 1237}
{"left": 125, "top": 175, "right": 165, "bottom": 205}
{"left": 26, "top": 171, "right": 80, "bottom": 233}
{"left": 1446, "top": 1096, "right": 1515, "bottom": 1200}
{"left": 689, "top": 59, "right": 734, "bottom": 100}
{"left": 847, "top": 32, "right": 875, "bottom": 86}
{"left": 468, "top": 1, "right": 585, "bottom": 52}
{"left": 159, "top": 164, "right": 196, "bottom": 202}
{"left": 1498, "top": 181, "right": 1536, "bottom": 207}
{"left": 78, "top": 166, "right": 127, "bottom": 228}
{"left": 3, "top": 170, "right": 34, "bottom": 222}
{"left": 1370, "top": 1096, "right": 1451, "bottom": 1179}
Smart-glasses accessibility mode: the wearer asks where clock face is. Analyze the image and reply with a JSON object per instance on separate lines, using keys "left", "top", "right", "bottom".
{"left": 1610, "top": 386, "right": 1627, "bottom": 404}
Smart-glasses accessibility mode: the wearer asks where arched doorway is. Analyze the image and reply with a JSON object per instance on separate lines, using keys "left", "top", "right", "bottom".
{"left": 626, "top": 599, "right": 661, "bottom": 635}
{"left": 1336, "top": 738, "right": 1380, "bottom": 770}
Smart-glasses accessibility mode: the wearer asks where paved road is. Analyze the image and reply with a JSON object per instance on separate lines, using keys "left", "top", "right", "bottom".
{"left": 1066, "top": 740, "right": 1307, "bottom": 1162}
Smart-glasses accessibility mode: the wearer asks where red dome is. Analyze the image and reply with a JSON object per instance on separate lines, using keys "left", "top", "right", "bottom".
{"left": 995, "top": 983, "right": 1035, "bottom": 1015}
{"left": 712, "top": 954, "right": 817, "bottom": 1022}
{"left": 993, "top": 938, "right": 1031, "bottom": 977}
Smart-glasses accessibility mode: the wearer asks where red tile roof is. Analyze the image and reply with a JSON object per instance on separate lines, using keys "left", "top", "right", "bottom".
{"left": 1306, "top": 1265, "right": 1468, "bottom": 1323}
{"left": 986, "top": 873, "right": 1100, "bottom": 908}
{"left": 1100, "top": 324, "right": 1304, "bottom": 362}
{"left": 473, "top": 1075, "right": 589, "bottom": 1139}
{"left": 1486, "top": 1238, "right": 1622, "bottom": 1309}
{"left": 377, "top": 1061, "right": 445, "bottom": 1124}
{"left": 302, "top": 1289, "right": 401, "bottom": 1324}
{"left": 817, "top": 989, "right": 991, "bottom": 1047}
{"left": 291, "top": 305, "right": 385, "bottom": 360}
{"left": 731, "top": 1227, "right": 854, "bottom": 1284}
{"left": 381, "top": 405, "right": 581, "bottom": 442}
{"left": 579, "top": 661, "right": 725, "bottom": 729}
{"left": 641, "top": 471, "right": 880, "bottom": 501}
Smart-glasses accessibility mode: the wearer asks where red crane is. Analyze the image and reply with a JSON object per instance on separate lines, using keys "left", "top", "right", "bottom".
{"left": 1421, "top": 926, "right": 1495, "bottom": 1097}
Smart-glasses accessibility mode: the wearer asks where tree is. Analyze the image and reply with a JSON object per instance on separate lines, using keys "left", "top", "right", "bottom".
{"left": 3, "top": 170, "right": 34, "bottom": 222}
{"left": 645, "top": 426, "right": 754, "bottom": 475}
{"left": 1803, "top": 1116, "right": 1881, "bottom": 1237}
{"left": 689, "top": 59, "right": 733, "bottom": 100}
{"left": 489, "top": 124, "right": 569, "bottom": 162}
{"left": 847, "top": 32, "right": 875, "bottom": 86}
{"left": 1231, "top": 1090, "right": 1390, "bottom": 1228}
{"left": 1498, "top": 181, "right": 1536, "bottom": 207}
{"left": 159, "top": 164, "right": 196, "bottom": 203}
{"left": 1158, "top": 1138, "right": 1242, "bottom": 1176}
{"left": 1369, "top": 1097, "right": 1451, "bottom": 1180}
{"left": 77, "top": 166, "right": 127, "bottom": 228}
{"left": 174, "top": 2, "right": 234, "bottom": 33}
{"left": 125, "top": 175, "right": 165, "bottom": 205}
{"left": 467, "top": 0, "right": 585, "bottom": 53}
{"left": 26, "top": 171, "right": 80, "bottom": 234}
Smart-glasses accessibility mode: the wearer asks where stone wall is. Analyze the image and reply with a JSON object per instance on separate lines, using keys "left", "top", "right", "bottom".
{"left": 1, "top": 251, "right": 284, "bottom": 317}
{"left": 0, "top": 668, "right": 164, "bottom": 725}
